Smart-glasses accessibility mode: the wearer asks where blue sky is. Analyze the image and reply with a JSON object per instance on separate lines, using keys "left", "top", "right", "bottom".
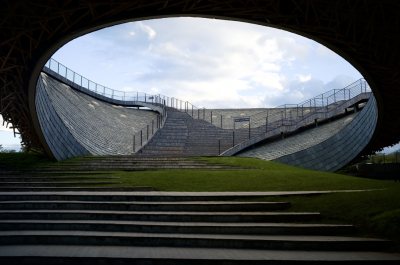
{"left": 0, "top": 17, "right": 398, "bottom": 152}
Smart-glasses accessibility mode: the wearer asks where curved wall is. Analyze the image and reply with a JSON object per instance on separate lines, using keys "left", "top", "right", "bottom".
{"left": 36, "top": 73, "right": 159, "bottom": 160}
{"left": 239, "top": 97, "right": 377, "bottom": 171}
{"left": 36, "top": 74, "right": 90, "bottom": 160}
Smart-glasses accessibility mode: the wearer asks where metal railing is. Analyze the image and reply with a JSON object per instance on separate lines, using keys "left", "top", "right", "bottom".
{"left": 220, "top": 79, "right": 372, "bottom": 155}
{"left": 43, "top": 58, "right": 371, "bottom": 156}
{"left": 43, "top": 58, "right": 169, "bottom": 154}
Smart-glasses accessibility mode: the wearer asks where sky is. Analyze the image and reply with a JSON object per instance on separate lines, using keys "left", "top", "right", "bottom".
{"left": 0, "top": 17, "right": 398, "bottom": 152}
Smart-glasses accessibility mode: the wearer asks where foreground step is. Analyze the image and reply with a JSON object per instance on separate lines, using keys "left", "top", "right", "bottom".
{"left": 1, "top": 245, "right": 399, "bottom": 265}
{"left": 0, "top": 181, "right": 119, "bottom": 187}
{"left": 0, "top": 220, "right": 355, "bottom": 235}
{"left": 0, "top": 176, "right": 120, "bottom": 182}
{"left": 0, "top": 231, "right": 391, "bottom": 251}
{"left": 0, "top": 191, "right": 343, "bottom": 201}
{"left": 0, "top": 201, "right": 290, "bottom": 212}
{"left": 0, "top": 187, "right": 156, "bottom": 192}
{"left": 0, "top": 210, "right": 320, "bottom": 222}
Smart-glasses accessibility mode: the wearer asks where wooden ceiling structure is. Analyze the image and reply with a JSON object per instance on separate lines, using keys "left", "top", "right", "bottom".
{"left": 0, "top": 0, "right": 399, "bottom": 156}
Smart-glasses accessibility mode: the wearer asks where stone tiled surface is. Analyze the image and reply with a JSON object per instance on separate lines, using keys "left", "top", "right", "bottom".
{"left": 36, "top": 76, "right": 90, "bottom": 160}
{"left": 239, "top": 97, "right": 377, "bottom": 171}
{"left": 238, "top": 114, "right": 356, "bottom": 161}
{"left": 195, "top": 108, "right": 303, "bottom": 130}
{"left": 37, "top": 73, "right": 158, "bottom": 159}
{"left": 139, "top": 108, "right": 240, "bottom": 156}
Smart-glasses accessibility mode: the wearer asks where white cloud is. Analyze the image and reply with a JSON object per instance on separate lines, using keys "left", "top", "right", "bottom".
{"left": 296, "top": 74, "right": 312, "bottom": 83}
{"left": 139, "top": 22, "right": 156, "bottom": 40}
{"left": 53, "top": 17, "right": 362, "bottom": 109}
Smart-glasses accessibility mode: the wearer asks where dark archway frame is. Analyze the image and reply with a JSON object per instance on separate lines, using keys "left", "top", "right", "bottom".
{"left": 0, "top": 0, "right": 399, "bottom": 158}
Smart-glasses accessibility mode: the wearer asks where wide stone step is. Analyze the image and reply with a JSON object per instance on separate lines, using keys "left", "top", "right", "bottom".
{"left": 0, "top": 220, "right": 355, "bottom": 235}
{"left": 0, "top": 210, "right": 321, "bottom": 222}
{"left": 0, "top": 231, "right": 390, "bottom": 251}
{"left": 50, "top": 162, "right": 211, "bottom": 166}
{"left": 0, "top": 187, "right": 156, "bottom": 192}
{"left": 0, "top": 181, "right": 119, "bottom": 187}
{"left": 1, "top": 245, "right": 399, "bottom": 265}
{"left": 0, "top": 191, "right": 327, "bottom": 202}
{"left": 0, "top": 177, "right": 119, "bottom": 182}
{"left": 0, "top": 201, "right": 290, "bottom": 212}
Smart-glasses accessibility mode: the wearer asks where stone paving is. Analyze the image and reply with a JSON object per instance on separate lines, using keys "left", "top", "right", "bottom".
{"left": 238, "top": 114, "right": 356, "bottom": 160}
{"left": 41, "top": 73, "right": 158, "bottom": 155}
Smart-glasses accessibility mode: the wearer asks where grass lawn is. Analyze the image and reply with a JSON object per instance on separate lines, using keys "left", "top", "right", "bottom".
{"left": 110, "top": 157, "right": 393, "bottom": 192}
{"left": 1, "top": 153, "right": 399, "bottom": 241}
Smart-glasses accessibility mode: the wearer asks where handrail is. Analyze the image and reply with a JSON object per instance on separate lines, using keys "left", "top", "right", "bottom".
{"left": 43, "top": 58, "right": 170, "bottom": 154}
{"left": 43, "top": 58, "right": 372, "bottom": 156}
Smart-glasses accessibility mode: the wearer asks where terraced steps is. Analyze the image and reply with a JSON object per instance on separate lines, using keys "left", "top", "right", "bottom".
{"left": 0, "top": 177, "right": 398, "bottom": 264}
{"left": 2, "top": 245, "right": 399, "bottom": 265}
{"left": 0, "top": 220, "right": 355, "bottom": 235}
{"left": 33, "top": 156, "right": 239, "bottom": 171}
{"left": 0, "top": 187, "right": 156, "bottom": 192}
{"left": 0, "top": 201, "right": 290, "bottom": 211}
{"left": 0, "top": 230, "right": 391, "bottom": 251}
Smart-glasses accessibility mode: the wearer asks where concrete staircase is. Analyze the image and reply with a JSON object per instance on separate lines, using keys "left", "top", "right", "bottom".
{"left": 138, "top": 108, "right": 248, "bottom": 156}
{"left": 32, "top": 156, "right": 237, "bottom": 172}
{"left": 0, "top": 190, "right": 398, "bottom": 264}
{"left": 0, "top": 171, "right": 156, "bottom": 192}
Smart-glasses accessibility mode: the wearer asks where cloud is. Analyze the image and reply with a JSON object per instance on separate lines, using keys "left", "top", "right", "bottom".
{"left": 53, "top": 17, "right": 362, "bottom": 109}
{"left": 139, "top": 22, "right": 156, "bottom": 40}
{"left": 296, "top": 74, "right": 312, "bottom": 83}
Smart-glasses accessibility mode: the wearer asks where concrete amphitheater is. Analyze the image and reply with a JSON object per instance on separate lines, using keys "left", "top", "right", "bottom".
{"left": 34, "top": 59, "right": 376, "bottom": 171}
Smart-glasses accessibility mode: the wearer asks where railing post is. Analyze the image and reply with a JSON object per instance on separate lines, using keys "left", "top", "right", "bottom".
{"left": 265, "top": 116, "right": 268, "bottom": 133}
{"left": 152, "top": 120, "right": 154, "bottom": 134}
{"left": 220, "top": 115, "right": 223, "bottom": 128}
{"left": 133, "top": 135, "right": 135, "bottom": 153}
{"left": 147, "top": 125, "right": 149, "bottom": 140}
{"left": 140, "top": 130, "right": 143, "bottom": 146}
{"left": 232, "top": 130, "right": 235, "bottom": 147}
{"left": 361, "top": 81, "right": 363, "bottom": 94}
{"left": 198, "top": 109, "right": 200, "bottom": 119}
{"left": 211, "top": 111, "right": 213, "bottom": 124}
{"left": 218, "top": 139, "right": 221, "bottom": 155}
{"left": 248, "top": 121, "right": 251, "bottom": 139}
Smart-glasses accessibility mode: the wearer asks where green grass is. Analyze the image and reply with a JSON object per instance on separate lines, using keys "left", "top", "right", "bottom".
{"left": 280, "top": 188, "right": 400, "bottom": 242}
{"left": 109, "top": 157, "right": 392, "bottom": 192}
{"left": 1, "top": 153, "right": 399, "bottom": 241}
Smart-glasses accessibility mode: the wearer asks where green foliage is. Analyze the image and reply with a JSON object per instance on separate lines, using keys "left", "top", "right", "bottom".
{"left": 366, "top": 152, "right": 400, "bottom": 164}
